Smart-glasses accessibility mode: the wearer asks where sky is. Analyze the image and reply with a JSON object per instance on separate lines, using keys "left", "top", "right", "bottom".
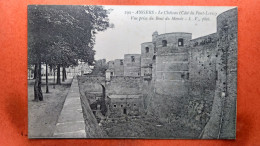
{"left": 94, "top": 6, "right": 235, "bottom": 61}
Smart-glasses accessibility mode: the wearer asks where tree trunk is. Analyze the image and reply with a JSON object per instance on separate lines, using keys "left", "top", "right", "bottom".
{"left": 49, "top": 65, "right": 53, "bottom": 76}
{"left": 34, "top": 62, "right": 43, "bottom": 101}
{"left": 64, "top": 69, "right": 67, "bottom": 80}
{"left": 33, "top": 64, "right": 37, "bottom": 79}
{"left": 62, "top": 66, "right": 65, "bottom": 82}
{"left": 56, "top": 64, "right": 61, "bottom": 85}
{"left": 53, "top": 67, "right": 55, "bottom": 89}
{"left": 45, "top": 63, "right": 49, "bottom": 93}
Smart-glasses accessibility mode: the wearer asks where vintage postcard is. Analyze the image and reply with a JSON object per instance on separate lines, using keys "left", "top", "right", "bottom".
{"left": 28, "top": 5, "right": 237, "bottom": 139}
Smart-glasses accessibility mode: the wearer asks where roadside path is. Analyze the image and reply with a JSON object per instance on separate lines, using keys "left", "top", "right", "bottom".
{"left": 53, "top": 77, "right": 86, "bottom": 138}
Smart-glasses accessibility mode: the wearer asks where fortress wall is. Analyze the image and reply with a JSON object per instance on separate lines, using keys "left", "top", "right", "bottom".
{"left": 189, "top": 35, "right": 218, "bottom": 98}
{"left": 108, "top": 95, "right": 144, "bottom": 118}
{"left": 106, "top": 76, "right": 143, "bottom": 95}
{"left": 156, "top": 62, "right": 189, "bottom": 72}
{"left": 155, "top": 81, "right": 189, "bottom": 96}
{"left": 141, "top": 42, "right": 154, "bottom": 76}
{"left": 114, "top": 59, "right": 124, "bottom": 76}
{"left": 106, "top": 76, "right": 144, "bottom": 117}
{"left": 77, "top": 76, "right": 106, "bottom": 109}
{"left": 204, "top": 8, "right": 238, "bottom": 139}
{"left": 108, "top": 61, "right": 115, "bottom": 69}
{"left": 153, "top": 32, "right": 192, "bottom": 48}
{"left": 124, "top": 54, "right": 141, "bottom": 76}
{"left": 78, "top": 76, "right": 105, "bottom": 93}
{"left": 186, "top": 8, "right": 238, "bottom": 133}
{"left": 187, "top": 37, "right": 218, "bottom": 130}
{"left": 146, "top": 33, "right": 192, "bottom": 121}
{"left": 157, "top": 46, "right": 189, "bottom": 55}
{"left": 153, "top": 33, "right": 191, "bottom": 96}
{"left": 220, "top": 8, "right": 238, "bottom": 139}
{"left": 77, "top": 77, "right": 108, "bottom": 138}
{"left": 157, "top": 53, "right": 188, "bottom": 62}
{"left": 155, "top": 49, "right": 189, "bottom": 96}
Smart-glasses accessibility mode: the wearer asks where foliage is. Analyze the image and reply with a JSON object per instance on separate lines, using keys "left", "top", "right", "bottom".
{"left": 28, "top": 5, "right": 110, "bottom": 66}
{"left": 28, "top": 5, "right": 110, "bottom": 100}
{"left": 89, "top": 59, "right": 108, "bottom": 76}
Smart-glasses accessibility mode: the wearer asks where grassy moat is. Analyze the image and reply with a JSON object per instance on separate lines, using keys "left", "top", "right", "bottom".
{"left": 100, "top": 115, "right": 200, "bottom": 138}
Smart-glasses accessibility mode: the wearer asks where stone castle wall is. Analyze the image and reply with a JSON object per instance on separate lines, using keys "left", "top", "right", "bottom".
{"left": 154, "top": 33, "right": 191, "bottom": 97}
{"left": 202, "top": 8, "right": 237, "bottom": 139}
{"left": 114, "top": 59, "right": 124, "bottom": 76}
{"left": 153, "top": 32, "right": 192, "bottom": 48}
{"left": 186, "top": 33, "right": 218, "bottom": 130}
{"left": 141, "top": 42, "right": 154, "bottom": 76}
{"left": 107, "top": 95, "right": 144, "bottom": 118}
{"left": 77, "top": 76, "right": 106, "bottom": 105}
{"left": 105, "top": 76, "right": 144, "bottom": 118}
{"left": 143, "top": 33, "right": 192, "bottom": 122}
{"left": 123, "top": 54, "right": 141, "bottom": 76}
{"left": 108, "top": 61, "right": 115, "bottom": 69}
{"left": 78, "top": 75, "right": 144, "bottom": 118}
{"left": 106, "top": 76, "right": 143, "bottom": 95}
{"left": 186, "top": 8, "right": 237, "bottom": 132}
{"left": 218, "top": 8, "right": 237, "bottom": 139}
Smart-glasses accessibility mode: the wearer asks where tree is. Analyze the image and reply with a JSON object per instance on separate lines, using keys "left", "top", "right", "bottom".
{"left": 28, "top": 5, "right": 110, "bottom": 101}
{"left": 45, "top": 63, "right": 49, "bottom": 93}
{"left": 90, "top": 59, "right": 108, "bottom": 76}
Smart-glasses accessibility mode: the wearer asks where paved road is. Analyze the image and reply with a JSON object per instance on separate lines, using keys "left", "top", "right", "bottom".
{"left": 53, "top": 77, "right": 86, "bottom": 138}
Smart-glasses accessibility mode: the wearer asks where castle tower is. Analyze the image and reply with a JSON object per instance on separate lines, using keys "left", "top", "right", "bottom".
{"left": 123, "top": 54, "right": 141, "bottom": 76}
{"left": 140, "top": 42, "right": 154, "bottom": 79}
{"left": 114, "top": 59, "right": 124, "bottom": 76}
{"left": 202, "top": 8, "right": 237, "bottom": 139}
{"left": 153, "top": 32, "right": 192, "bottom": 97}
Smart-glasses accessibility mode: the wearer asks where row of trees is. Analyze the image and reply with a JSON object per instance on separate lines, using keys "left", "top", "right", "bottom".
{"left": 28, "top": 5, "right": 110, "bottom": 101}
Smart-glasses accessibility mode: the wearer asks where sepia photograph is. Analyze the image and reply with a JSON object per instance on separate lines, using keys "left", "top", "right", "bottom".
{"left": 28, "top": 5, "right": 237, "bottom": 139}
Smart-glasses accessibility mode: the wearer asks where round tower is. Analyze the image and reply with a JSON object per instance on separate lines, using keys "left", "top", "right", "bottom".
{"left": 140, "top": 42, "right": 154, "bottom": 78}
{"left": 202, "top": 8, "right": 237, "bottom": 139}
{"left": 154, "top": 32, "right": 192, "bottom": 97}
